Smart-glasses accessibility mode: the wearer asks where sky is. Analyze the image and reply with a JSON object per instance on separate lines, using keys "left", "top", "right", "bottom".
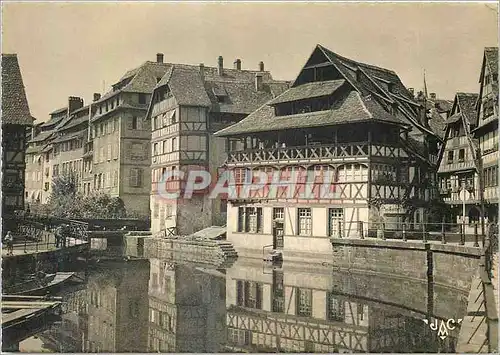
{"left": 2, "top": 1, "right": 498, "bottom": 122}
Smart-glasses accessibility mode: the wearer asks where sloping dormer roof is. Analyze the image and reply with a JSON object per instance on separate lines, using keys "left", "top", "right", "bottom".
{"left": 1, "top": 54, "right": 33, "bottom": 126}
{"left": 216, "top": 44, "right": 423, "bottom": 137}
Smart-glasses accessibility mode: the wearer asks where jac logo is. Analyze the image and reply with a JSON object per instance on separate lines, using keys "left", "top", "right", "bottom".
{"left": 423, "top": 318, "right": 462, "bottom": 340}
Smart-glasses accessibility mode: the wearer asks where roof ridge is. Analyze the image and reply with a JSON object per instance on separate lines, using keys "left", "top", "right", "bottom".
{"left": 318, "top": 44, "right": 397, "bottom": 75}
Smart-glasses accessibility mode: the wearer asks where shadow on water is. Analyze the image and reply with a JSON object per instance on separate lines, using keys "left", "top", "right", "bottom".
{"left": 13, "top": 247, "right": 467, "bottom": 353}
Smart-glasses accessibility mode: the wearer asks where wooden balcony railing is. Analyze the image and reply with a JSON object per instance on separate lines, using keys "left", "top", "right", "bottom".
{"left": 225, "top": 143, "right": 371, "bottom": 165}
{"left": 439, "top": 159, "right": 476, "bottom": 173}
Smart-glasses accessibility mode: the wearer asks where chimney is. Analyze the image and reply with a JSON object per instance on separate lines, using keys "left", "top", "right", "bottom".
{"left": 408, "top": 88, "right": 415, "bottom": 96}
{"left": 255, "top": 73, "right": 263, "bottom": 91}
{"left": 199, "top": 63, "right": 205, "bottom": 80}
{"left": 259, "top": 61, "right": 265, "bottom": 72}
{"left": 430, "top": 92, "right": 436, "bottom": 100}
{"left": 156, "top": 53, "right": 164, "bottom": 63}
{"left": 68, "top": 96, "right": 84, "bottom": 114}
{"left": 93, "top": 93, "right": 101, "bottom": 102}
{"left": 218, "top": 56, "right": 224, "bottom": 76}
{"left": 234, "top": 59, "right": 241, "bottom": 70}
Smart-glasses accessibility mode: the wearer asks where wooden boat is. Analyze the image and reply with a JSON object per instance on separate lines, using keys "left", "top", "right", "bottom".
{"left": 2, "top": 297, "right": 62, "bottom": 350}
{"left": 3, "top": 272, "right": 76, "bottom": 296}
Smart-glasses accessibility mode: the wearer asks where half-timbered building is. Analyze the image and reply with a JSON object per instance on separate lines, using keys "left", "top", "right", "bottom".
{"left": 1, "top": 54, "right": 34, "bottom": 216}
{"left": 148, "top": 261, "right": 225, "bottom": 352}
{"left": 224, "top": 260, "right": 450, "bottom": 353}
{"left": 472, "top": 47, "right": 498, "bottom": 221}
{"left": 438, "top": 93, "right": 481, "bottom": 228}
{"left": 216, "top": 44, "right": 441, "bottom": 259}
{"left": 25, "top": 96, "right": 85, "bottom": 204}
{"left": 146, "top": 56, "right": 289, "bottom": 235}
{"left": 89, "top": 54, "right": 170, "bottom": 219}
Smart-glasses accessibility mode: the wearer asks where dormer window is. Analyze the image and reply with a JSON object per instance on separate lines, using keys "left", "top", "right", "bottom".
{"left": 213, "top": 86, "right": 228, "bottom": 104}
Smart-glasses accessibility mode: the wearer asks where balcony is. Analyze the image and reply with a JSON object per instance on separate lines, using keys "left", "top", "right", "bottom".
{"left": 439, "top": 159, "right": 476, "bottom": 173}
{"left": 225, "top": 143, "right": 373, "bottom": 166}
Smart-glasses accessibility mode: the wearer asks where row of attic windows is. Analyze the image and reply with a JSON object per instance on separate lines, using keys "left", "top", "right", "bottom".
{"left": 274, "top": 96, "right": 334, "bottom": 117}
{"left": 96, "top": 93, "right": 147, "bottom": 116}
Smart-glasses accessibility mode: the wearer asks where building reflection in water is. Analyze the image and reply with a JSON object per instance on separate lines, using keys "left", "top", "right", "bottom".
{"left": 36, "top": 261, "right": 150, "bottom": 353}
{"left": 224, "top": 259, "right": 457, "bottom": 353}
{"left": 147, "top": 259, "right": 226, "bottom": 352}
{"left": 27, "top": 257, "right": 461, "bottom": 353}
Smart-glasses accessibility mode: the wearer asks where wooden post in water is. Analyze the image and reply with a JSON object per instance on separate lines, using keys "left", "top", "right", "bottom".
{"left": 460, "top": 223, "right": 465, "bottom": 245}
{"left": 358, "top": 221, "right": 364, "bottom": 239}
{"left": 422, "top": 218, "right": 427, "bottom": 243}
{"left": 474, "top": 222, "right": 479, "bottom": 247}
{"left": 441, "top": 216, "right": 446, "bottom": 244}
{"left": 402, "top": 223, "right": 407, "bottom": 242}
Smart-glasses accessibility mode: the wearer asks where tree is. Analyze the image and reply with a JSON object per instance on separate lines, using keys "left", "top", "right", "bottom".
{"left": 48, "top": 172, "right": 127, "bottom": 219}
{"left": 48, "top": 172, "right": 84, "bottom": 218}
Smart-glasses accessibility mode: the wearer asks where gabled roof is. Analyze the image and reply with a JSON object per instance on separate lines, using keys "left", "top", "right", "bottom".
{"left": 164, "top": 65, "right": 211, "bottom": 107}
{"left": 268, "top": 79, "right": 345, "bottom": 105}
{"left": 484, "top": 47, "right": 498, "bottom": 76}
{"left": 147, "top": 61, "right": 290, "bottom": 118}
{"left": 216, "top": 90, "right": 403, "bottom": 135}
{"left": 216, "top": 44, "right": 423, "bottom": 137}
{"left": 456, "top": 92, "right": 479, "bottom": 126}
{"left": 1, "top": 54, "right": 33, "bottom": 126}
{"left": 98, "top": 61, "right": 171, "bottom": 102}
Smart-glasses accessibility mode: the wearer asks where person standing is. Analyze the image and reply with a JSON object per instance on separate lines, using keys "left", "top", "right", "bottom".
{"left": 5, "top": 231, "right": 14, "bottom": 255}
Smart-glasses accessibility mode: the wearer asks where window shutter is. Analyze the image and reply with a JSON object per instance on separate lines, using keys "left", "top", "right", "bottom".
{"left": 138, "top": 168, "right": 143, "bottom": 187}
{"left": 129, "top": 168, "right": 135, "bottom": 187}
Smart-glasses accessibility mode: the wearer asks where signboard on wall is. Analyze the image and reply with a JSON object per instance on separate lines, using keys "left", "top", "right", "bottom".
{"left": 381, "top": 204, "right": 405, "bottom": 215}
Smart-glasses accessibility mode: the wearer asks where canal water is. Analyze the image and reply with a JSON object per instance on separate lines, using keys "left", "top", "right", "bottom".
{"left": 17, "top": 249, "right": 468, "bottom": 353}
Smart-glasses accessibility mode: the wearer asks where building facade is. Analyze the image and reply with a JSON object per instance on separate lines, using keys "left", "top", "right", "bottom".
{"left": 25, "top": 97, "right": 85, "bottom": 205}
{"left": 2, "top": 54, "right": 34, "bottom": 216}
{"left": 147, "top": 56, "right": 289, "bottom": 235}
{"left": 473, "top": 47, "right": 498, "bottom": 221}
{"left": 438, "top": 93, "right": 481, "bottom": 228}
{"left": 88, "top": 54, "right": 170, "bottom": 218}
{"left": 216, "top": 44, "right": 442, "bottom": 259}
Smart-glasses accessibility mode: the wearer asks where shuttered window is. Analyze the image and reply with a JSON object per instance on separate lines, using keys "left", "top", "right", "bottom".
{"left": 130, "top": 168, "right": 143, "bottom": 187}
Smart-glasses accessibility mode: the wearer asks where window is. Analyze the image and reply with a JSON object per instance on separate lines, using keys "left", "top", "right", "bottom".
{"left": 130, "top": 168, "right": 143, "bottom": 187}
{"left": 220, "top": 200, "right": 227, "bottom": 213}
{"left": 236, "top": 281, "right": 263, "bottom": 309}
{"left": 113, "top": 170, "right": 118, "bottom": 187}
{"left": 163, "top": 140, "right": 168, "bottom": 154}
{"left": 237, "top": 207, "right": 245, "bottom": 232}
{"left": 447, "top": 151, "right": 454, "bottom": 164}
{"left": 132, "top": 116, "right": 138, "bottom": 129}
{"left": 44, "top": 182, "right": 49, "bottom": 191}
{"left": 329, "top": 208, "right": 344, "bottom": 237}
{"left": 153, "top": 143, "right": 159, "bottom": 156}
{"left": 130, "top": 143, "right": 145, "bottom": 160}
{"left": 138, "top": 93, "right": 147, "bottom": 105}
{"left": 458, "top": 149, "right": 465, "bottom": 162}
{"left": 273, "top": 207, "right": 284, "bottom": 220}
{"left": 171, "top": 137, "right": 177, "bottom": 151}
{"left": 298, "top": 208, "right": 312, "bottom": 235}
{"left": 296, "top": 288, "right": 312, "bottom": 317}
{"left": 237, "top": 207, "right": 262, "bottom": 233}
{"left": 107, "top": 144, "right": 112, "bottom": 160}
{"left": 326, "top": 292, "right": 345, "bottom": 321}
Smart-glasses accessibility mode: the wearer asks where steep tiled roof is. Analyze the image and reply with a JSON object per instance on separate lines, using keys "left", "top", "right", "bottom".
{"left": 217, "top": 45, "right": 423, "bottom": 136}
{"left": 149, "top": 62, "right": 291, "bottom": 117}
{"left": 1, "top": 54, "right": 33, "bottom": 126}
{"left": 216, "top": 91, "right": 403, "bottom": 135}
{"left": 49, "top": 107, "right": 67, "bottom": 115}
{"left": 99, "top": 61, "right": 171, "bottom": 102}
{"left": 29, "top": 130, "right": 53, "bottom": 143}
{"left": 167, "top": 66, "right": 211, "bottom": 107}
{"left": 456, "top": 92, "right": 479, "bottom": 126}
{"left": 485, "top": 47, "right": 498, "bottom": 76}
{"left": 268, "top": 79, "right": 345, "bottom": 105}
